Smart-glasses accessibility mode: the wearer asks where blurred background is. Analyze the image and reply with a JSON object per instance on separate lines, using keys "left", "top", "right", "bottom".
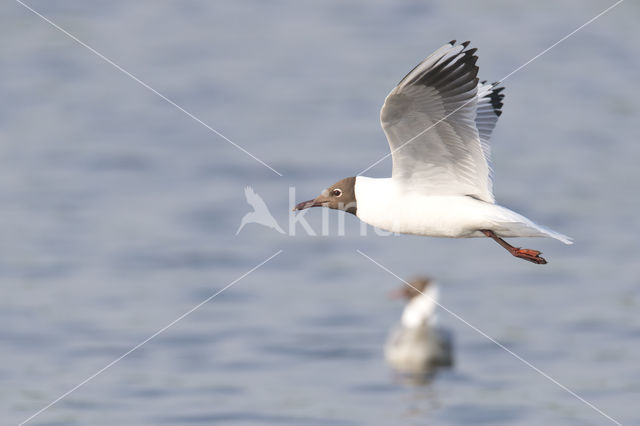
{"left": 1, "top": 0, "right": 639, "bottom": 424}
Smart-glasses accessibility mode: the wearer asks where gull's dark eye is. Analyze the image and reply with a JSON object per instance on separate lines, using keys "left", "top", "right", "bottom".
{"left": 332, "top": 188, "right": 343, "bottom": 197}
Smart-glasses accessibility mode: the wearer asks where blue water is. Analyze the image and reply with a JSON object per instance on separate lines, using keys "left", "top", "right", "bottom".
{"left": 1, "top": 0, "right": 639, "bottom": 425}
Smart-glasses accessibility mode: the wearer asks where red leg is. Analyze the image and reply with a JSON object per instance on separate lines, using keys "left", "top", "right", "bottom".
{"left": 480, "top": 230, "right": 547, "bottom": 265}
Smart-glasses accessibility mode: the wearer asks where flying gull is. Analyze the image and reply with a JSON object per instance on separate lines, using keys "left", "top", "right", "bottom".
{"left": 294, "top": 40, "right": 572, "bottom": 264}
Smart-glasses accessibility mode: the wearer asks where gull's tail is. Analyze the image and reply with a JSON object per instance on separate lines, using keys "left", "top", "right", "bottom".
{"left": 490, "top": 205, "right": 573, "bottom": 244}
{"left": 530, "top": 224, "right": 573, "bottom": 245}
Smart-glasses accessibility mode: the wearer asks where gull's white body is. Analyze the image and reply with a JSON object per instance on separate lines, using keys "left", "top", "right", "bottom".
{"left": 355, "top": 177, "right": 572, "bottom": 243}
{"left": 385, "top": 284, "right": 453, "bottom": 372}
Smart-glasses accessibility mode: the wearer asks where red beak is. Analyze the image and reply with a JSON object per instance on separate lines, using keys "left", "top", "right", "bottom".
{"left": 293, "top": 199, "right": 323, "bottom": 211}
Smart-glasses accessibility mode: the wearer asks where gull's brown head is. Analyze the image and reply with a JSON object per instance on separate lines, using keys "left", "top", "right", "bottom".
{"left": 293, "top": 176, "right": 357, "bottom": 215}
{"left": 390, "top": 277, "right": 432, "bottom": 300}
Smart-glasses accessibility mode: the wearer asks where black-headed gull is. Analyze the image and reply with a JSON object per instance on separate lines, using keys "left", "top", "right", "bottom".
{"left": 294, "top": 40, "right": 572, "bottom": 264}
{"left": 385, "top": 277, "right": 453, "bottom": 374}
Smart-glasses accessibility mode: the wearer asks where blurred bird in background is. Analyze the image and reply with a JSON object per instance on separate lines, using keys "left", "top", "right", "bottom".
{"left": 385, "top": 277, "right": 453, "bottom": 376}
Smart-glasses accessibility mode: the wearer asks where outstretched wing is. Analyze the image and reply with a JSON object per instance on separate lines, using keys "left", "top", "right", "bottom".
{"left": 380, "top": 41, "right": 503, "bottom": 203}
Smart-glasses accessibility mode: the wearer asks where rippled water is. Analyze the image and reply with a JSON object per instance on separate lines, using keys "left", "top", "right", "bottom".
{"left": 2, "top": 0, "right": 639, "bottom": 425}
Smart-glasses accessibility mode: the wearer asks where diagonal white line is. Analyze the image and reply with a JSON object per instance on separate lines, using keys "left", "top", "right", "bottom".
{"left": 357, "top": 0, "right": 624, "bottom": 177}
{"left": 18, "top": 250, "right": 283, "bottom": 426}
{"left": 356, "top": 249, "right": 621, "bottom": 426}
{"left": 15, "top": 0, "right": 283, "bottom": 177}
{"left": 499, "top": 0, "right": 624, "bottom": 82}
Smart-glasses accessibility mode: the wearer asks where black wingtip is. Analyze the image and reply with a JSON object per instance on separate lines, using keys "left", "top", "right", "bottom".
{"left": 488, "top": 86, "right": 505, "bottom": 116}
{"left": 400, "top": 39, "right": 481, "bottom": 96}
{"left": 449, "top": 39, "right": 457, "bottom": 45}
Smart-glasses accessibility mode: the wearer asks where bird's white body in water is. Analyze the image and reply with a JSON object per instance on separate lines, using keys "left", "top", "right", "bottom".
{"left": 294, "top": 40, "right": 572, "bottom": 263}
{"left": 385, "top": 278, "right": 453, "bottom": 373}
{"left": 354, "top": 177, "right": 572, "bottom": 242}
